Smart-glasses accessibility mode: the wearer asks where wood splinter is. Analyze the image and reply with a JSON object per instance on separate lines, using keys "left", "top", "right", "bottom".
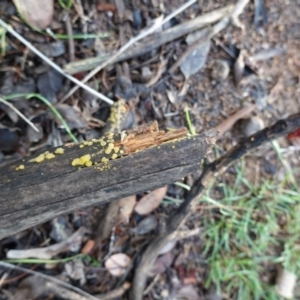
{"left": 118, "top": 121, "right": 189, "bottom": 154}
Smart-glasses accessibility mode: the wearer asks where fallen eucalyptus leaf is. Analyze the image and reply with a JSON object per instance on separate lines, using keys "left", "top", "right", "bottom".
{"left": 13, "top": 0, "right": 53, "bottom": 30}
{"left": 96, "top": 195, "right": 136, "bottom": 243}
{"left": 180, "top": 41, "right": 210, "bottom": 80}
{"left": 135, "top": 186, "right": 167, "bottom": 215}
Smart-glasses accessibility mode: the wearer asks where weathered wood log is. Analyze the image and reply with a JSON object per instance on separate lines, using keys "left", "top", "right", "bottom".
{"left": 0, "top": 122, "right": 217, "bottom": 239}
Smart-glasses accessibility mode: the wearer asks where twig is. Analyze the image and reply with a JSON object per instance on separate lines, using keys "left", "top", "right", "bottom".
{"left": 231, "top": 0, "right": 250, "bottom": 29}
{"left": 130, "top": 112, "right": 300, "bottom": 300}
{"left": 0, "top": 96, "right": 39, "bottom": 132}
{"left": 61, "top": 0, "right": 197, "bottom": 101}
{"left": 6, "top": 227, "right": 87, "bottom": 259}
{"left": 169, "top": 16, "right": 231, "bottom": 73}
{"left": 0, "top": 261, "right": 99, "bottom": 300}
{"left": 0, "top": 18, "right": 114, "bottom": 105}
{"left": 95, "top": 282, "right": 131, "bottom": 300}
{"left": 215, "top": 104, "right": 256, "bottom": 138}
{"left": 64, "top": 13, "right": 75, "bottom": 62}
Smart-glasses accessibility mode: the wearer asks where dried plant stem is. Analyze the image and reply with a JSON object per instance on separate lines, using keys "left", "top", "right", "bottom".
{"left": 0, "top": 18, "right": 114, "bottom": 105}
{"left": 61, "top": 0, "right": 197, "bottom": 101}
{"left": 0, "top": 96, "right": 39, "bottom": 132}
{"left": 0, "top": 261, "right": 99, "bottom": 300}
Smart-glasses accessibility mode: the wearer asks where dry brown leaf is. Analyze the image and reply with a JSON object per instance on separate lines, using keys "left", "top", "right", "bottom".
{"left": 81, "top": 239, "right": 96, "bottom": 255}
{"left": 134, "top": 186, "right": 167, "bottom": 215}
{"left": 215, "top": 104, "right": 256, "bottom": 138}
{"left": 105, "top": 253, "right": 131, "bottom": 276}
{"left": 95, "top": 195, "right": 136, "bottom": 243}
{"left": 97, "top": 3, "right": 116, "bottom": 12}
{"left": 13, "top": 0, "right": 54, "bottom": 30}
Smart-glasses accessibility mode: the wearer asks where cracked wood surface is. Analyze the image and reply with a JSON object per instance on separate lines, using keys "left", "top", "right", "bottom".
{"left": 0, "top": 123, "right": 217, "bottom": 239}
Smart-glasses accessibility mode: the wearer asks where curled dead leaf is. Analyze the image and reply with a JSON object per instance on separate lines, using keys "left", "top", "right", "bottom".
{"left": 134, "top": 186, "right": 167, "bottom": 215}
{"left": 215, "top": 104, "right": 256, "bottom": 138}
{"left": 13, "top": 0, "right": 54, "bottom": 30}
{"left": 180, "top": 41, "right": 210, "bottom": 80}
{"left": 95, "top": 195, "right": 136, "bottom": 243}
{"left": 105, "top": 253, "right": 131, "bottom": 276}
{"left": 81, "top": 239, "right": 96, "bottom": 255}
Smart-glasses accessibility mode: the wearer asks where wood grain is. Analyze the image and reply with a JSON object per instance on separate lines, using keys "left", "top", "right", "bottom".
{"left": 0, "top": 127, "right": 217, "bottom": 239}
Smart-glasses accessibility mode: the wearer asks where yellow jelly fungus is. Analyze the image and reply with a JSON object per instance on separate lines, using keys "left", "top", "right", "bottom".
{"left": 101, "top": 157, "right": 109, "bottom": 163}
{"left": 30, "top": 153, "right": 45, "bottom": 163}
{"left": 85, "top": 161, "right": 93, "bottom": 167}
{"left": 105, "top": 147, "right": 112, "bottom": 155}
{"left": 71, "top": 154, "right": 92, "bottom": 167}
{"left": 55, "top": 148, "right": 64, "bottom": 154}
{"left": 16, "top": 165, "right": 25, "bottom": 171}
{"left": 108, "top": 143, "right": 114, "bottom": 148}
{"left": 113, "top": 147, "right": 120, "bottom": 153}
{"left": 120, "top": 150, "right": 124, "bottom": 154}
{"left": 45, "top": 153, "right": 55, "bottom": 159}
{"left": 79, "top": 144, "right": 84, "bottom": 148}
{"left": 100, "top": 140, "right": 107, "bottom": 147}
{"left": 111, "top": 153, "right": 118, "bottom": 160}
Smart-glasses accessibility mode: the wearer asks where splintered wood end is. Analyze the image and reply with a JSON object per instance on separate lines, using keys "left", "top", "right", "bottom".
{"left": 115, "top": 122, "right": 189, "bottom": 154}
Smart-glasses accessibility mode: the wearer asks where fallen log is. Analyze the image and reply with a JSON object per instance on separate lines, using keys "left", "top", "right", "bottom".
{"left": 0, "top": 121, "right": 217, "bottom": 239}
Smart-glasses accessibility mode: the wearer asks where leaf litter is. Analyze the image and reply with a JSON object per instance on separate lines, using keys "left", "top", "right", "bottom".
{"left": 134, "top": 186, "right": 167, "bottom": 215}
{"left": 0, "top": 0, "right": 299, "bottom": 298}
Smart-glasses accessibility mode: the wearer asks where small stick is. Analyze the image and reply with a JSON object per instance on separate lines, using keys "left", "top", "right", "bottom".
{"left": 0, "top": 262, "right": 99, "bottom": 300}
{"left": 0, "top": 18, "right": 114, "bottom": 105}
{"left": 64, "top": 13, "right": 75, "bottom": 62}
{"left": 6, "top": 227, "right": 87, "bottom": 259}
{"left": 0, "top": 96, "right": 39, "bottom": 132}
{"left": 61, "top": 0, "right": 198, "bottom": 101}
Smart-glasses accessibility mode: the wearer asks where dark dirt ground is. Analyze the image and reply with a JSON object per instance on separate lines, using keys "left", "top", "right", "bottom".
{"left": 0, "top": 0, "right": 300, "bottom": 299}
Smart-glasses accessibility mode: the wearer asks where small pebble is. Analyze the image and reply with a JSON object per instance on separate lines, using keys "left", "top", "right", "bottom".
{"left": 137, "top": 215, "right": 157, "bottom": 235}
{"left": 211, "top": 59, "right": 230, "bottom": 81}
